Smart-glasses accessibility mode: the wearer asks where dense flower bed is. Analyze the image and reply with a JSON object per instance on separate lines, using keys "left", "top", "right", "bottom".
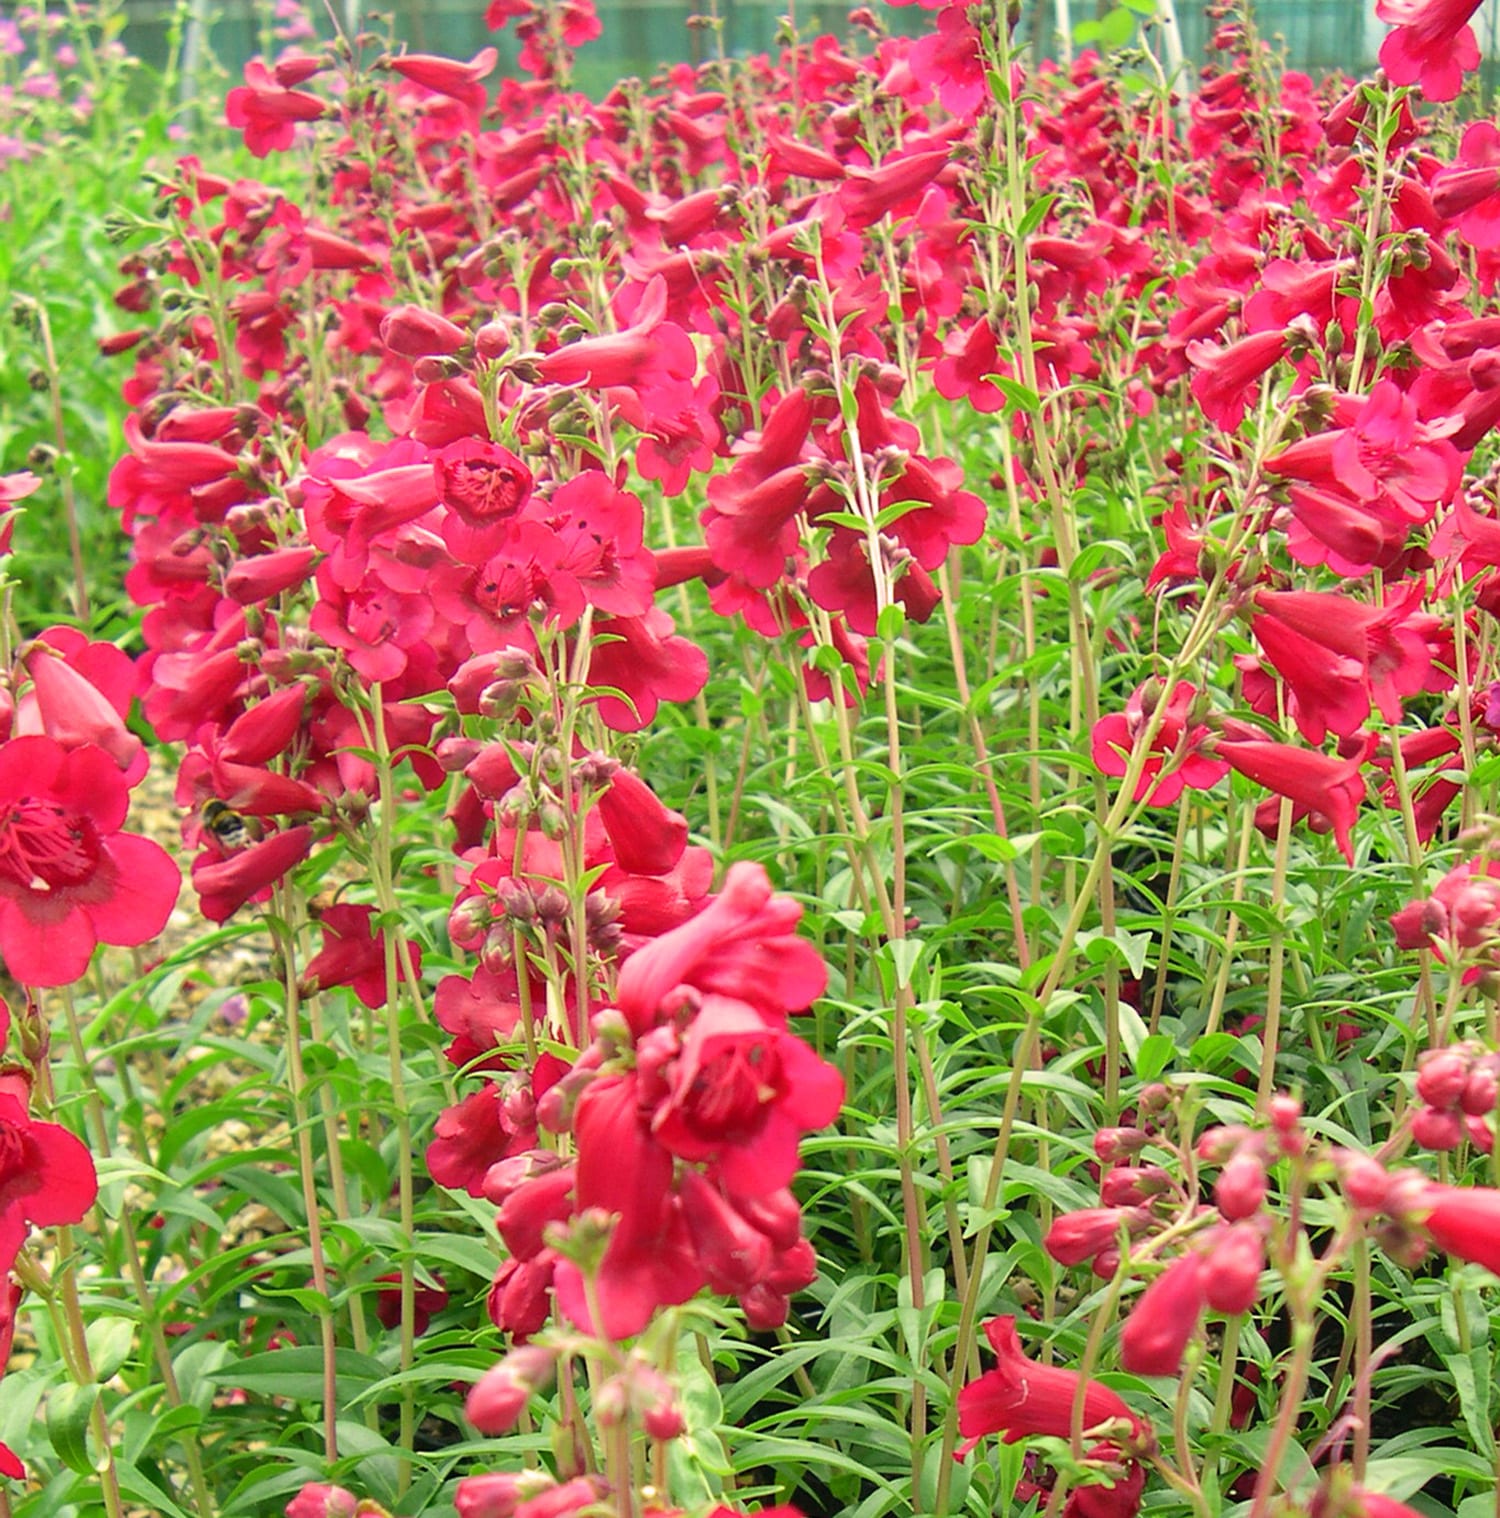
{"left": 4, "top": 0, "right": 1500, "bottom": 1513}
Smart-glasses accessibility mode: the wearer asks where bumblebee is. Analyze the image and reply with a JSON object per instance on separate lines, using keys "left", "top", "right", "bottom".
{"left": 200, "top": 799, "right": 261, "bottom": 851}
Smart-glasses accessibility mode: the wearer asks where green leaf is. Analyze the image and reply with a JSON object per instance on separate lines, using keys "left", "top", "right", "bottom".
{"left": 205, "top": 1346, "right": 387, "bottom": 1402}
{"left": 116, "top": 1461, "right": 192, "bottom": 1518}
{"left": 994, "top": 376, "right": 1040, "bottom": 415}
{"left": 1097, "top": 6, "right": 1136, "bottom": 46}
{"left": 46, "top": 1382, "right": 100, "bottom": 1475}
{"left": 1016, "top": 193, "right": 1056, "bottom": 239}
{"left": 1134, "top": 1033, "right": 1175, "bottom": 1082}
{"left": 85, "top": 1318, "right": 135, "bottom": 1383}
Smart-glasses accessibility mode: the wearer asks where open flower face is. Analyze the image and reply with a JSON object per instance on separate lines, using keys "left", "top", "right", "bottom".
{"left": 0, "top": 737, "right": 179, "bottom": 987}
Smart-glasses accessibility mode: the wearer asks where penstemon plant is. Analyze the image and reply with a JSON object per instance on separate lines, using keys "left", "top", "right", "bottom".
{"left": 8, "top": 0, "right": 1500, "bottom": 1514}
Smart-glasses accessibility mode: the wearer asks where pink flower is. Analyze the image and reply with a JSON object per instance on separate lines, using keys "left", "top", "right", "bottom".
{"left": 1091, "top": 682, "right": 1227, "bottom": 806}
{"left": 225, "top": 59, "right": 326, "bottom": 156}
{"left": 1215, "top": 737, "right": 1368, "bottom": 864}
{"left": 191, "top": 824, "right": 314, "bottom": 923}
{"left": 1377, "top": 0, "right": 1483, "bottom": 101}
{"left": 0, "top": 737, "right": 179, "bottom": 986}
{"left": 959, "top": 1315, "right": 1145, "bottom": 1450}
{"left": 0, "top": 1089, "right": 98, "bottom": 1277}
{"left": 1120, "top": 1254, "right": 1207, "bottom": 1376}
{"left": 1434, "top": 122, "right": 1500, "bottom": 249}
{"left": 300, "top": 903, "right": 419, "bottom": 1009}
{"left": 1418, "top": 1182, "right": 1500, "bottom": 1275}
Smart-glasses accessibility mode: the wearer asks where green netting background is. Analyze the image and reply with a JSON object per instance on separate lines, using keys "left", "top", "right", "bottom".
{"left": 115, "top": 0, "right": 1500, "bottom": 110}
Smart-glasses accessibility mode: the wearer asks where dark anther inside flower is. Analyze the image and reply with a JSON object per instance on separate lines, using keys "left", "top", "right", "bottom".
{"left": 0, "top": 799, "right": 102, "bottom": 890}
{"left": 434, "top": 438, "right": 534, "bottom": 528}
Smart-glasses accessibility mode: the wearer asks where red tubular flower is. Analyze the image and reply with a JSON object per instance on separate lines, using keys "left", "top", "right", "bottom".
{"left": 614, "top": 861, "right": 826, "bottom": 1035}
{"left": 646, "top": 997, "right": 844, "bottom": 1196}
{"left": 375, "top": 1270, "right": 448, "bottom": 1335}
{"left": 427, "top": 1084, "right": 542, "bottom": 1198}
{"left": 837, "top": 146, "right": 951, "bottom": 227}
{"left": 1377, "top": 0, "right": 1483, "bottom": 101}
{"left": 585, "top": 608, "right": 709, "bottom": 733}
{"left": 19, "top": 636, "right": 142, "bottom": 773}
{"left": 553, "top": 1073, "right": 705, "bottom": 1338}
{"left": 1418, "top": 1182, "right": 1500, "bottom": 1275}
{"left": 1119, "top": 1254, "right": 1207, "bottom": 1376}
{"left": 0, "top": 1090, "right": 98, "bottom": 1276}
{"left": 536, "top": 277, "right": 696, "bottom": 394}
{"left": 1434, "top": 122, "right": 1500, "bottom": 248}
{"left": 676, "top": 1169, "right": 772, "bottom": 1293}
{"left": 219, "top": 686, "right": 310, "bottom": 766}
{"left": 765, "top": 131, "right": 844, "bottom": 182}
{"left": 959, "top": 1315, "right": 1144, "bottom": 1451}
{"left": 301, "top": 903, "right": 419, "bottom": 1008}
{"left": 191, "top": 824, "right": 314, "bottom": 923}
{"left": 0, "top": 737, "right": 179, "bottom": 987}
{"left": 385, "top": 46, "right": 497, "bottom": 109}
{"left": 487, "top": 1252, "right": 556, "bottom": 1339}
{"left": 1187, "top": 330, "right": 1289, "bottom": 433}
{"left": 1091, "top": 681, "right": 1227, "bottom": 806}
{"left": 1215, "top": 738, "right": 1368, "bottom": 864}
{"left": 0, "top": 1276, "right": 20, "bottom": 1478}
{"left": 224, "top": 546, "right": 319, "bottom": 605}
{"left": 595, "top": 767, "right": 688, "bottom": 876}
{"left": 225, "top": 60, "right": 327, "bottom": 156}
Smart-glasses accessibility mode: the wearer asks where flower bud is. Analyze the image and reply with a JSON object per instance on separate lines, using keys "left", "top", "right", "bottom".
{"left": 1198, "top": 1124, "right": 1252, "bottom": 1164}
{"left": 1336, "top": 1149, "right": 1392, "bottom": 1211}
{"left": 739, "top": 1283, "right": 790, "bottom": 1331}
{"left": 1417, "top": 1049, "right": 1471, "bottom": 1111}
{"left": 1462, "top": 1064, "right": 1499, "bottom": 1117}
{"left": 475, "top": 319, "right": 512, "bottom": 359}
{"left": 1215, "top": 1151, "right": 1268, "bottom": 1221}
{"left": 1045, "top": 1207, "right": 1145, "bottom": 1267}
{"left": 380, "top": 303, "right": 468, "bottom": 358}
{"left": 453, "top": 1473, "right": 524, "bottom": 1518}
{"left": 481, "top": 1150, "right": 563, "bottom": 1206}
{"left": 286, "top": 1484, "right": 359, "bottom": 1518}
{"left": 466, "top": 1344, "right": 558, "bottom": 1434}
{"left": 1202, "top": 1224, "right": 1264, "bottom": 1315}
{"left": 1100, "top": 1165, "right": 1171, "bottom": 1207}
{"left": 1412, "top": 1105, "right": 1465, "bottom": 1151}
{"left": 1093, "top": 1126, "right": 1150, "bottom": 1164}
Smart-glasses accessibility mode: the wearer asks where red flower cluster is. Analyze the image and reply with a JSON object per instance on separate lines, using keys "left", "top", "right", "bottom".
{"left": 470, "top": 863, "right": 841, "bottom": 1342}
